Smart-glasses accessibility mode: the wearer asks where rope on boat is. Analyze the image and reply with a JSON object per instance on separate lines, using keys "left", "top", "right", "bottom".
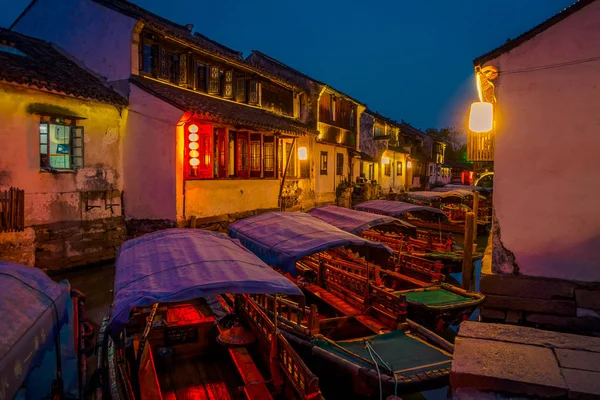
{"left": 365, "top": 342, "right": 382, "bottom": 400}
{"left": 365, "top": 340, "right": 398, "bottom": 398}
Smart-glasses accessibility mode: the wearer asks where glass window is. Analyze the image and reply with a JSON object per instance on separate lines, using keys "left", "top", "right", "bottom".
{"left": 397, "top": 161, "right": 402, "bottom": 176}
{"left": 142, "top": 39, "right": 158, "bottom": 75}
{"left": 196, "top": 63, "right": 207, "bottom": 92}
{"left": 285, "top": 142, "right": 296, "bottom": 177}
{"left": 320, "top": 151, "right": 328, "bottom": 175}
{"left": 250, "top": 139, "right": 261, "bottom": 172}
{"left": 40, "top": 122, "right": 83, "bottom": 171}
{"left": 374, "top": 124, "right": 384, "bottom": 137}
{"left": 384, "top": 163, "right": 391, "bottom": 176}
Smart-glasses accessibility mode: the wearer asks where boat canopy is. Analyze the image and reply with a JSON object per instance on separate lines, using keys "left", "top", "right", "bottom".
{"left": 307, "top": 205, "right": 416, "bottom": 235}
{"left": 444, "top": 184, "right": 489, "bottom": 193}
{"left": 405, "top": 191, "right": 464, "bottom": 200}
{"left": 229, "top": 212, "right": 393, "bottom": 274}
{"left": 0, "top": 262, "right": 78, "bottom": 400}
{"left": 110, "top": 229, "right": 303, "bottom": 337}
{"left": 355, "top": 200, "right": 448, "bottom": 219}
{"left": 431, "top": 187, "right": 486, "bottom": 200}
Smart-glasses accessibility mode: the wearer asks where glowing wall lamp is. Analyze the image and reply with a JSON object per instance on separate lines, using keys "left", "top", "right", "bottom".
{"left": 407, "top": 161, "right": 412, "bottom": 168}
{"left": 381, "top": 156, "right": 390, "bottom": 165}
{"left": 469, "top": 101, "right": 493, "bottom": 133}
{"left": 298, "top": 147, "right": 308, "bottom": 160}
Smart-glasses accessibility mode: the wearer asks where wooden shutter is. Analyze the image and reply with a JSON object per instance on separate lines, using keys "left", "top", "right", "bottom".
{"left": 217, "top": 128, "right": 227, "bottom": 178}
{"left": 70, "top": 126, "right": 84, "bottom": 170}
{"left": 235, "top": 131, "right": 250, "bottom": 178}
{"left": 248, "top": 80, "right": 258, "bottom": 104}
{"left": 179, "top": 53, "right": 188, "bottom": 86}
{"left": 39, "top": 122, "right": 50, "bottom": 169}
{"left": 208, "top": 66, "right": 220, "bottom": 94}
{"left": 235, "top": 74, "right": 246, "bottom": 102}
{"left": 223, "top": 70, "right": 234, "bottom": 98}
{"left": 159, "top": 47, "right": 169, "bottom": 80}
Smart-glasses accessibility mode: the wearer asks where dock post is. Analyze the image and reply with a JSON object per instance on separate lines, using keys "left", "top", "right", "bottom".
{"left": 462, "top": 212, "right": 475, "bottom": 291}
{"left": 472, "top": 191, "right": 479, "bottom": 239}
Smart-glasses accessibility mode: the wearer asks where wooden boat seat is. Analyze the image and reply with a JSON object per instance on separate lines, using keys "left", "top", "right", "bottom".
{"left": 304, "top": 284, "right": 389, "bottom": 333}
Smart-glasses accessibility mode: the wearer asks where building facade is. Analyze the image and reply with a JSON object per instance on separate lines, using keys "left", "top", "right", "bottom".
{"left": 359, "top": 111, "right": 412, "bottom": 193}
{"left": 13, "top": 0, "right": 316, "bottom": 235}
{"left": 0, "top": 29, "right": 128, "bottom": 269}
{"left": 473, "top": 0, "right": 600, "bottom": 333}
{"left": 247, "top": 51, "right": 365, "bottom": 205}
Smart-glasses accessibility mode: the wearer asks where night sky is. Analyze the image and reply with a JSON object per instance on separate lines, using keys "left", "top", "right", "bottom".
{"left": 1, "top": 0, "right": 575, "bottom": 131}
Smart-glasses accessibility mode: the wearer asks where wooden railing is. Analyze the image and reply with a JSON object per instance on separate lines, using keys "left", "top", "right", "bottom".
{"left": 239, "top": 295, "right": 320, "bottom": 400}
{"left": 300, "top": 253, "right": 407, "bottom": 324}
{"left": 0, "top": 187, "right": 24, "bottom": 232}
{"left": 398, "top": 254, "right": 444, "bottom": 283}
{"left": 250, "top": 294, "right": 319, "bottom": 336}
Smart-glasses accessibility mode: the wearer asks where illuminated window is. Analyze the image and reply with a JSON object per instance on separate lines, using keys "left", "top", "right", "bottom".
{"left": 235, "top": 74, "right": 245, "bottom": 102}
{"left": 336, "top": 153, "right": 343, "bottom": 176}
{"left": 384, "top": 163, "right": 391, "bottom": 176}
{"left": 374, "top": 124, "right": 384, "bottom": 137}
{"left": 320, "top": 151, "right": 328, "bottom": 175}
{"left": 330, "top": 96, "right": 336, "bottom": 122}
{"left": 208, "top": 66, "right": 220, "bottom": 94}
{"left": 39, "top": 120, "right": 83, "bottom": 171}
{"left": 223, "top": 70, "right": 234, "bottom": 98}
{"left": 250, "top": 134, "right": 261, "bottom": 177}
{"left": 396, "top": 161, "right": 402, "bottom": 176}
{"left": 349, "top": 107, "right": 355, "bottom": 128}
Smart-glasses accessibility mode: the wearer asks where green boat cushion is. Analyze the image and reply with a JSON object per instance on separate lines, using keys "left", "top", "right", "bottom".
{"left": 402, "top": 289, "right": 471, "bottom": 306}
{"left": 314, "top": 330, "right": 451, "bottom": 376}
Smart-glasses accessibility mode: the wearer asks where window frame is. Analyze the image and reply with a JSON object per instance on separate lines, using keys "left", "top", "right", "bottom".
{"left": 320, "top": 151, "right": 328, "bottom": 175}
{"left": 384, "top": 162, "right": 391, "bottom": 176}
{"left": 39, "top": 119, "right": 84, "bottom": 172}
{"left": 396, "top": 161, "right": 403, "bottom": 176}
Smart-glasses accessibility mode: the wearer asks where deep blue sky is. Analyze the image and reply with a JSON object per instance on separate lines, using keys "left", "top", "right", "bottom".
{"left": 2, "top": 0, "right": 574, "bottom": 130}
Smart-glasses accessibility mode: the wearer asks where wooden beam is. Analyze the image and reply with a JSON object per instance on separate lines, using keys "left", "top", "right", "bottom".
{"left": 462, "top": 212, "right": 475, "bottom": 291}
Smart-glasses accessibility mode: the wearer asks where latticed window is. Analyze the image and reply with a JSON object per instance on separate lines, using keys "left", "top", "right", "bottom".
{"left": 223, "top": 70, "right": 234, "bottom": 98}
{"left": 250, "top": 139, "right": 261, "bottom": 172}
{"left": 263, "top": 138, "right": 274, "bottom": 178}
{"left": 208, "top": 66, "right": 220, "bottom": 94}
{"left": 397, "top": 161, "right": 402, "bottom": 176}
{"left": 384, "top": 163, "right": 391, "bottom": 176}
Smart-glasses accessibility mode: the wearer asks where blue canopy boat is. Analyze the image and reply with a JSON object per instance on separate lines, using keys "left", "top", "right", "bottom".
{"left": 98, "top": 228, "right": 321, "bottom": 400}
{"left": 230, "top": 212, "right": 453, "bottom": 398}
{"left": 0, "top": 262, "right": 89, "bottom": 400}
{"left": 306, "top": 206, "right": 485, "bottom": 332}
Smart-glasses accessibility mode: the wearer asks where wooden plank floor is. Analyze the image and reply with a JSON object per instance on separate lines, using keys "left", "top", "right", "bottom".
{"left": 304, "top": 284, "right": 388, "bottom": 333}
{"left": 157, "top": 355, "right": 241, "bottom": 400}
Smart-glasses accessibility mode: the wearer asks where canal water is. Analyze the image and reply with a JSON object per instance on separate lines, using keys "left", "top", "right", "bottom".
{"left": 51, "top": 233, "right": 487, "bottom": 400}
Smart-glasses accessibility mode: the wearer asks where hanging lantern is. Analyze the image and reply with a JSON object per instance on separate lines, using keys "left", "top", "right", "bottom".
{"left": 187, "top": 123, "right": 200, "bottom": 169}
{"left": 381, "top": 156, "right": 390, "bottom": 165}
{"left": 469, "top": 102, "right": 493, "bottom": 133}
{"left": 298, "top": 147, "right": 308, "bottom": 160}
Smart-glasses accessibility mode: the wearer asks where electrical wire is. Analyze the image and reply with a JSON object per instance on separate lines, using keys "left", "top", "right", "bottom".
{"left": 499, "top": 55, "right": 600, "bottom": 75}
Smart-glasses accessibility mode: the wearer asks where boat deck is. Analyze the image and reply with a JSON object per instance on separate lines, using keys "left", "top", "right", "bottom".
{"left": 156, "top": 354, "right": 244, "bottom": 400}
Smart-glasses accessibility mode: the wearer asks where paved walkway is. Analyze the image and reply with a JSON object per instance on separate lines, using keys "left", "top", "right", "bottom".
{"left": 451, "top": 321, "right": 600, "bottom": 398}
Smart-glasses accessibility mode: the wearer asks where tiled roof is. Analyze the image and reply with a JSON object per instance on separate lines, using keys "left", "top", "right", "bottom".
{"left": 366, "top": 109, "right": 403, "bottom": 128}
{"left": 131, "top": 75, "right": 316, "bottom": 136}
{"left": 0, "top": 29, "right": 127, "bottom": 106}
{"left": 89, "top": 0, "right": 299, "bottom": 90}
{"left": 248, "top": 50, "right": 365, "bottom": 105}
{"left": 474, "top": 0, "right": 597, "bottom": 65}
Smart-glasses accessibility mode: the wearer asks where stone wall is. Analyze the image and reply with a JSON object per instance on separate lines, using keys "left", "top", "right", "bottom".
{"left": 480, "top": 274, "right": 600, "bottom": 335}
{"left": 0, "top": 229, "right": 36, "bottom": 266}
{"left": 33, "top": 216, "right": 126, "bottom": 271}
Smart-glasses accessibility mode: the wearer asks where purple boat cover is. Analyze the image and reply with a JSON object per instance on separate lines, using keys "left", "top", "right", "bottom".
{"left": 229, "top": 212, "right": 393, "bottom": 274}
{"left": 307, "top": 205, "right": 416, "bottom": 234}
{"left": 110, "top": 229, "right": 302, "bottom": 337}
{"left": 355, "top": 200, "right": 448, "bottom": 218}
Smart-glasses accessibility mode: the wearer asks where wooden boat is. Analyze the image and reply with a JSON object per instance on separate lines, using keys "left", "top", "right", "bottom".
{"left": 356, "top": 199, "right": 489, "bottom": 234}
{"left": 95, "top": 229, "right": 321, "bottom": 400}
{"left": 431, "top": 187, "right": 493, "bottom": 221}
{"left": 0, "top": 262, "right": 92, "bottom": 400}
{"left": 230, "top": 212, "right": 454, "bottom": 397}
{"left": 402, "top": 191, "right": 491, "bottom": 229}
{"left": 307, "top": 205, "right": 463, "bottom": 273}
